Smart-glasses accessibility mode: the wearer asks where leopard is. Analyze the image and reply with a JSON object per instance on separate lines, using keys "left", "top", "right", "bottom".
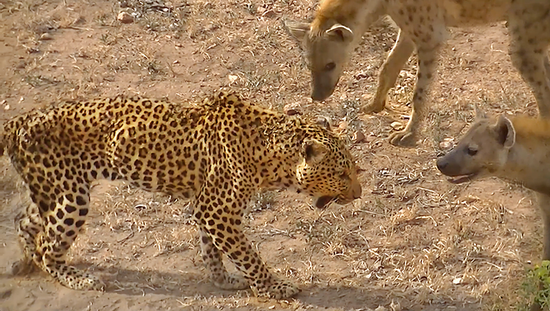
{"left": 285, "top": 0, "right": 550, "bottom": 147}
{"left": 0, "top": 90, "right": 362, "bottom": 299}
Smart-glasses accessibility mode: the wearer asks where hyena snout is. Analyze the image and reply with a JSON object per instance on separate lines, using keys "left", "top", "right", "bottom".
{"left": 436, "top": 158, "right": 448, "bottom": 172}
{"left": 311, "top": 75, "right": 339, "bottom": 101}
{"left": 311, "top": 86, "right": 335, "bottom": 101}
{"left": 436, "top": 154, "right": 462, "bottom": 176}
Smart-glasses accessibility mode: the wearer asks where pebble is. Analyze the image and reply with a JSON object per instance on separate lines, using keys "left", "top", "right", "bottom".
{"left": 227, "top": 74, "right": 238, "bottom": 83}
{"left": 117, "top": 12, "right": 134, "bottom": 24}
{"left": 338, "top": 120, "right": 348, "bottom": 131}
{"left": 283, "top": 103, "right": 302, "bottom": 116}
{"left": 316, "top": 116, "right": 331, "bottom": 129}
{"left": 39, "top": 33, "right": 53, "bottom": 40}
{"left": 390, "top": 121, "right": 404, "bottom": 131}
{"left": 353, "top": 131, "right": 366, "bottom": 143}
{"left": 439, "top": 137, "right": 454, "bottom": 150}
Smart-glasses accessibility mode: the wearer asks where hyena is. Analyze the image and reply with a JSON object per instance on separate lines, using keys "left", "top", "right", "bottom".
{"left": 437, "top": 108, "right": 550, "bottom": 260}
{"left": 285, "top": 0, "right": 550, "bottom": 147}
{"left": 437, "top": 108, "right": 550, "bottom": 311}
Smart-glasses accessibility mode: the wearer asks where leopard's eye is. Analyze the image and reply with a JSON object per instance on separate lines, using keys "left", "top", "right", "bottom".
{"left": 466, "top": 146, "right": 478, "bottom": 156}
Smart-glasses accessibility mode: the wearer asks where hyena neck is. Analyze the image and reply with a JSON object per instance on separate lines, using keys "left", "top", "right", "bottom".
{"left": 499, "top": 138, "right": 550, "bottom": 195}
{"left": 314, "top": 0, "right": 387, "bottom": 35}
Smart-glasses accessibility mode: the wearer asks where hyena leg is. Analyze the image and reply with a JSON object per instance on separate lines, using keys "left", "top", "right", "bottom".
{"left": 364, "top": 29, "right": 415, "bottom": 114}
{"left": 508, "top": 8, "right": 550, "bottom": 117}
{"left": 199, "top": 229, "right": 249, "bottom": 290}
{"left": 11, "top": 200, "right": 43, "bottom": 276}
{"left": 510, "top": 44, "right": 550, "bottom": 117}
{"left": 389, "top": 46, "right": 439, "bottom": 146}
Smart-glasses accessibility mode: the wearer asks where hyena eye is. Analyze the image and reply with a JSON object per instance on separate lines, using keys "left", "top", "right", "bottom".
{"left": 466, "top": 146, "right": 478, "bottom": 156}
{"left": 325, "top": 62, "right": 336, "bottom": 71}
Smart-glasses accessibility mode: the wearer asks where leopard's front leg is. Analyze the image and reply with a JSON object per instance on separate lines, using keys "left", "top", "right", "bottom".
{"left": 198, "top": 229, "right": 249, "bottom": 290}
{"left": 193, "top": 181, "right": 300, "bottom": 299}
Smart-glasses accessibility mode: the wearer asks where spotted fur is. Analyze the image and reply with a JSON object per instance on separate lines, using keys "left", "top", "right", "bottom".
{"left": 1, "top": 91, "right": 362, "bottom": 299}
{"left": 285, "top": 0, "right": 550, "bottom": 146}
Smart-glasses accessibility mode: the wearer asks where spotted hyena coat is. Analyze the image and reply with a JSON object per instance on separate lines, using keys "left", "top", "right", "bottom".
{"left": 437, "top": 109, "right": 550, "bottom": 260}
{"left": 285, "top": 0, "right": 550, "bottom": 146}
{"left": 1, "top": 91, "right": 362, "bottom": 299}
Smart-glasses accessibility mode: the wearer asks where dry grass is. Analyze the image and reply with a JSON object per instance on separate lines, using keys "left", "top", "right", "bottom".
{"left": 0, "top": 0, "right": 545, "bottom": 310}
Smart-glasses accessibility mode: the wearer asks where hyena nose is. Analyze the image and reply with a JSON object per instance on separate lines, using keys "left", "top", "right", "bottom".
{"left": 436, "top": 159, "right": 448, "bottom": 172}
{"left": 311, "top": 92, "right": 328, "bottom": 101}
{"left": 311, "top": 86, "right": 333, "bottom": 101}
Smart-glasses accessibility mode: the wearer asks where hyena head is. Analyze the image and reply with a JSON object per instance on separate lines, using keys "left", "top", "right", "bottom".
{"left": 436, "top": 108, "right": 516, "bottom": 184}
{"left": 284, "top": 19, "right": 355, "bottom": 101}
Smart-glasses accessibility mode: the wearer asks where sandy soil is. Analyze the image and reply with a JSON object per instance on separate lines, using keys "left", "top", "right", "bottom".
{"left": 0, "top": 0, "right": 545, "bottom": 310}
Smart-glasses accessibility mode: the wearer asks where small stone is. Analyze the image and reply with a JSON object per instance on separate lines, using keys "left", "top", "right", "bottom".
{"left": 117, "top": 12, "right": 134, "bottom": 24}
{"left": 390, "top": 121, "right": 404, "bottom": 131}
{"left": 228, "top": 74, "right": 238, "bottom": 83}
{"left": 134, "top": 204, "right": 147, "bottom": 211}
{"left": 452, "top": 277, "right": 462, "bottom": 285}
{"left": 26, "top": 47, "right": 40, "bottom": 54}
{"left": 285, "top": 108, "right": 300, "bottom": 116}
{"left": 39, "top": 33, "right": 53, "bottom": 40}
{"left": 439, "top": 141, "right": 451, "bottom": 149}
{"left": 353, "top": 131, "right": 366, "bottom": 143}
{"left": 354, "top": 71, "right": 369, "bottom": 80}
{"left": 316, "top": 116, "right": 331, "bottom": 129}
{"left": 389, "top": 300, "right": 402, "bottom": 311}
{"left": 439, "top": 137, "right": 454, "bottom": 150}
{"left": 338, "top": 120, "right": 348, "bottom": 131}
{"left": 284, "top": 103, "right": 302, "bottom": 116}
{"left": 262, "top": 10, "right": 276, "bottom": 18}
{"left": 4, "top": 104, "right": 10, "bottom": 110}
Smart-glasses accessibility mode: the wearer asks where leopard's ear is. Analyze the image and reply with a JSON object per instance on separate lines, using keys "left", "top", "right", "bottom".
{"left": 302, "top": 139, "right": 328, "bottom": 164}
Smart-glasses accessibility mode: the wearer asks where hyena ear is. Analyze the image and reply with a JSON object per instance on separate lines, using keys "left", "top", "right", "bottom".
{"left": 283, "top": 20, "right": 310, "bottom": 43}
{"left": 494, "top": 115, "right": 516, "bottom": 149}
{"left": 303, "top": 139, "right": 328, "bottom": 164}
{"left": 474, "top": 104, "right": 488, "bottom": 120}
{"left": 325, "top": 23, "right": 353, "bottom": 42}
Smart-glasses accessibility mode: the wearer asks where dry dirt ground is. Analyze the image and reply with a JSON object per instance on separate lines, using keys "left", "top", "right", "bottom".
{"left": 0, "top": 0, "right": 546, "bottom": 310}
